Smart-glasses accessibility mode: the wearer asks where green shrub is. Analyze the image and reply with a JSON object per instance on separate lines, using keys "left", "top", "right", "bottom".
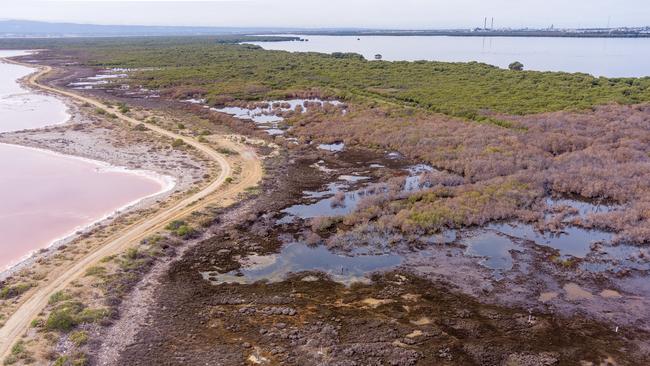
{"left": 141, "top": 235, "right": 162, "bottom": 246}
{"left": 76, "top": 308, "right": 109, "bottom": 324}
{"left": 10, "top": 341, "right": 24, "bottom": 356}
{"left": 45, "top": 301, "right": 83, "bottom": 332}
{"left": 216, "top": 147, "right": 238, "bottom": 156}
{"left": 99, "top": 255, "right": 116, "bottom": 263}
{"left": 84, "top": 265, "right": 106, "bottom": 277}
{"left": 70, "top": 330, "right": 89, "bottom": 347}
{"left": 46, "top": 301, "right": 109, "bottom": 332}
{"left": 171, "top": 138, "right": 185, "bottom": 148}
{"left": 165, "top": 220, "right": 195, "bottom": 239}
{"left": 0, "top": 283, "right": 32, "bottom": 300}
{"left": 49, "top": 290, "right": 70, "bottom": 305}
{"left": 53, "top": 356, "right": 69, "bottom": 366}
{"left": 174, "top": 225, "right": 195, "bottom": 239}
{"left": 117, "top": 103, "right": 130, "bottom": 113}
{"left": 165, "top": 220, "right": 185, "bottom": 231}
{"left": 72, "top": 353, "right": 89, "bottom": 366}
{"left": 30, "top": 318, "right": 44, "bottom": 328}
{"left": 3, "top": 355, "right": 17, "bottom": 365}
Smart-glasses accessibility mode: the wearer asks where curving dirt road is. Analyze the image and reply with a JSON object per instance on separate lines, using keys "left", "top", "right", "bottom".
{"left": 0, "top": 58, "right": 263, "bottom": 358}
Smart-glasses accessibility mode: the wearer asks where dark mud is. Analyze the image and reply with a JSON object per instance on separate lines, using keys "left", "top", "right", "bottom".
{"left": 112, "top": 146, "right": 649, "bottom": 365}
{"left": 117, "top": 271, "right": 636, "bottom": 366}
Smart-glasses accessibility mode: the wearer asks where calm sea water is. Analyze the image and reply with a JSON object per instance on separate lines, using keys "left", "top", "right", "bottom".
{"left": 0, "top": 51, "right": 169, "bottom": 271}
{"left": 250, "top": 35, "right": 650, "bottom": 77}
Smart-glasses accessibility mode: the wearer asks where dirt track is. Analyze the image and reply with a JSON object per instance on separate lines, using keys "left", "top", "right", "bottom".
{"left": 0, "top": 58, "right": 263, "bottom": 359}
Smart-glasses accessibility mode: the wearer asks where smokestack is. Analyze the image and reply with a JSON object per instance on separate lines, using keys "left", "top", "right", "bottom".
{"left": 491, "top": 17, "right": 494, "bottom": 30}
{"left": 484, "top": 17, "right": 487, "bottom": 29}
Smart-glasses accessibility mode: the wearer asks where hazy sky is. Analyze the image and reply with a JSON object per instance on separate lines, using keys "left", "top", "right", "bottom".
{"left": 3, "top": 0, "right": 650, "bottom": 29}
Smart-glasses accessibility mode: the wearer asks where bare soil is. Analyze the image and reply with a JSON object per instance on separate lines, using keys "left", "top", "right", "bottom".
{"left": 105, "top": 147, "right": 649, "bottom": 366}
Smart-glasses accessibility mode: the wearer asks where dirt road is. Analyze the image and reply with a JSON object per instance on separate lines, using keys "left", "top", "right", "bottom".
{"left": 0, "top": 58, "right": 263, "bottom": 358}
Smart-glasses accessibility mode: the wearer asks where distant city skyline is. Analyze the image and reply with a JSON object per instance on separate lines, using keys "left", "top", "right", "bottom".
{"left": 3, "top": 0, "right": 650, "bottom": 29}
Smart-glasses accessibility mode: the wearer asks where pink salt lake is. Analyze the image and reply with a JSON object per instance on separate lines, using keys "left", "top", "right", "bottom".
{"left": 0, "top": 51, "right": 171, "bottom": 271}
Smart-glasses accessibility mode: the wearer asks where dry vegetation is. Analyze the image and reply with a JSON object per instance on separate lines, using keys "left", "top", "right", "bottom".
{"left": 288, "top": 102, "right": 650, "bottom": 244}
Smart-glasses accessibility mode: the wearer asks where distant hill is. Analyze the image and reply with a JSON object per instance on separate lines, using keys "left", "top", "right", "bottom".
{"left": 0, "top": 20, "right": 298, "bottom": 37}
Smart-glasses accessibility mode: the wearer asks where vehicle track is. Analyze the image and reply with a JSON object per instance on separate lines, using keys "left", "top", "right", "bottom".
{"left": 0, "top": 58, "right": 263, "bottom": 358}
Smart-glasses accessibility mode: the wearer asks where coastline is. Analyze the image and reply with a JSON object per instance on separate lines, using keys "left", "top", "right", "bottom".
{"left": 1, "top": 53, "right": 71, "bottom": 133}
{"left": 0, "top": 52, "right": 179, "bottom": 279}
{"left": 0, "top": 142, "right": 177, "bottom": 279}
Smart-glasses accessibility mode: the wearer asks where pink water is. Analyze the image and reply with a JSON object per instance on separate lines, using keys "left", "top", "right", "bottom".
{"left": 0, "top": 51, "right": 170, "bottom": 271}
{"left": 0, "top": 144, "right": 167, "bottom": 270}
{"left": 0, "top": 50, "right": 69, "bottom": 133}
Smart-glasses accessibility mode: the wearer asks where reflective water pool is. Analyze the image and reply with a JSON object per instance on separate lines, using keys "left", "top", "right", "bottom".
{"left": 201, "top": 242, "right": 403, "bottom": 285}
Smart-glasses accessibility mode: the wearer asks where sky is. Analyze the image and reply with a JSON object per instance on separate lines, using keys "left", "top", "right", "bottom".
{"left": 2, "top": 0, "right": 650, "bottom": 29}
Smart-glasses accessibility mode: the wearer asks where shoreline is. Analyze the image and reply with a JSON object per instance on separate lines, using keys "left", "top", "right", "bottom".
{"left": 0, "top": 52, "right": 178, "bottom": 279}
{"left": 1, "top": 53, "right": 71, "bottom": 133}
{"left": 0, "top": 141, "right": 177, "bottom": 279}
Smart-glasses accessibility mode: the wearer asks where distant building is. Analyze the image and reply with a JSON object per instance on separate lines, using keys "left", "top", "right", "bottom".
{"left": 374, "top": 54, "right": 382, "bottom": 60}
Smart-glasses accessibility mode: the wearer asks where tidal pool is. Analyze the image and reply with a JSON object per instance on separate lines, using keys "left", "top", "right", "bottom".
{"left": 201, "top": 242, "right": 403, "bottom": 285}
{"left": 68, "top": 73, "right": 127, "bottom": 90}
{"left": 212, "top": 99, "right": 344, "bottom": 136}
{"left": 489, "top": 223, "right": 613, "bottom": 259}
{"left": 463, "top": 231, "right": 523, "bottom": 273}
{"left": 282, "top": 163, "right": 437, "bottom": 220}
{"left": 404, "top": 163, "right": 435, "bottom": 192}
{"left": 318, "top": 142, "right": 345, "bottom": 152}
{"left": 545, "top": 197, "right": 619, "bottom": 217}
{"left": 282, "top": 183, "right": 364, "bottom": 219}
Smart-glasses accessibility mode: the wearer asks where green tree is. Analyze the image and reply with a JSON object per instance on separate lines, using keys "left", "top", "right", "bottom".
{"left": 509, "top": 61, "right": 524, "bottom": 71}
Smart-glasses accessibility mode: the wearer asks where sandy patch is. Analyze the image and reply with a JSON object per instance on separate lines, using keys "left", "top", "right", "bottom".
{"left": 360, "top": 298, "right": 394, "bottom": 308}
{"left": 401, "top": 293, "right": 421, "bottom": 302}
{"left": 563, "top": 283, "right": 594, "bottom": 301}
{"left": 600, "top": 289, "right": 623, "bottom": 299}
{"left": 406, "top": 330, "right": 424, "bottom": 338}
{"left": 539, "top": 292, "right": 559, "bottom": 302}
{"left": 410, "top": 317, "right": 432, "bottom": 326}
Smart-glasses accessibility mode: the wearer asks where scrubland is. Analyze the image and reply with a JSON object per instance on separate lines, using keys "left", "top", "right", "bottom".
{"left": 28, "top": 36, "right": 646, "bottom": 244}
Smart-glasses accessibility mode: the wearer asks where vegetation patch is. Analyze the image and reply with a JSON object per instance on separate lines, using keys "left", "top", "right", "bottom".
{"left": 0, "top": 283, "right": 32, "bottom": 300}
{"left": 171, "top": 138, "right": 185, "bottom": 148}
{"left": 69, "top": 331, "right": 89, "bottom": 346}
{"left": 35, "top": 38, "right": 650, "bottom": 121}
{"left": 165, "top": 220, "right": 196, "bottom": 239}
{"left": 84, "top": 265, "right": 107, "bottom": 277}
{"left": 3, "top": 340, "right": 33, "bottom": 365}
{"left": 45, "top": 301, "right": 108, "bottom": 332}
{"left": 49, "top": 290, "right": 71, "bottom": 305}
